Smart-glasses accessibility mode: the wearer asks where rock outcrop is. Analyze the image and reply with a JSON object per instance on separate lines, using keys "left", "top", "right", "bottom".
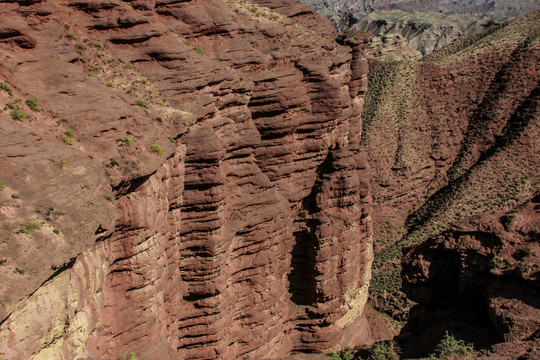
{"left": 0, "top": 0, "right": 374, "bottom": 359}
{"left": 401, "top": 194, "right": 540, "bottom": 358}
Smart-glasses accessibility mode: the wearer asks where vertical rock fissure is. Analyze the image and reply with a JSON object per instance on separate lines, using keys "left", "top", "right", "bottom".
{"left": 289, "top": 228, "right": 320, "bottom": 305}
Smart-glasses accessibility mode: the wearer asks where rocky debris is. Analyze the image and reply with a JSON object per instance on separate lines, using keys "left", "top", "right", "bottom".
{"left": 401, "top": 195, "right": 540, "bottom": 358}
{"left": 0, "top": 0, "right": 373, "bottom": 359}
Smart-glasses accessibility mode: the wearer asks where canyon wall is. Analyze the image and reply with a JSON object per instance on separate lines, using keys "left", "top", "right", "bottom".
{"left": 0, "top": 0, "right": 375, "bottom": 359}
{"left": 361, "top": 8, "right": 539, "bottom": 335}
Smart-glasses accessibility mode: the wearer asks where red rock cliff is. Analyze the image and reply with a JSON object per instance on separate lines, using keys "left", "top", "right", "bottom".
{"left": 0, "top": 1, "right": 373, "bottom": 359}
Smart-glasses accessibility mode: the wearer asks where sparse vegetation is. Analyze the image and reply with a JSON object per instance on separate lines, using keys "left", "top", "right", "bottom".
{"left": 429, "top": 332, "right": 474, "bottom": 359}
{"left": 326, "top": 351, "right": 353, "bottom": 360}
{"left": 135, "top": 99, "right": 147, "bottom": 108}
{"left": 58, "top": 160, "right": 67, "bottom": 169}
{"left": 74, "top": 43, "right": 86, "bottom": 54}
{"left": 60, "top": 134, "right": 72, "bottom": 145}
{"left": 490, "top": 256, "right": 503, "bottom": 269}
{"left": 0, "top": 180, "right": 4, "bottom": 190}
{"left": 10, "top": 109, "right": 27, "bottom": 121}
{"left": 25, "top": 97, "right": 40, "bottom": 111}
{"left": 17, "top": 220, "right": 43, "bottom": 234}
{"left": 0, "top": 81, "right": 12, "bottom": 96}
{"left": 105, "top": 80, "right": 115, "bottom": 88}
{"left": 193, "top": 47, "right": 204, "bottom": 56}
{"left": 14, "top": 267, "right": 25, "bottom": 275}
{"left": 66, "top": 31, "right": 77, "bottom": 40}
{"left": 120, "top": 135, "right": 134, "bottom": 147}
{"left": 368, "top": 341, "right": 401, "bottom": 360}
{"left": 120, "top": 352, "right": 140, "bottom": 360}
{"left": 150, "top": 143, "right": 163, "bottom": 155}
{"left": 104, "top": 194, "right": 113, "bottom": 201}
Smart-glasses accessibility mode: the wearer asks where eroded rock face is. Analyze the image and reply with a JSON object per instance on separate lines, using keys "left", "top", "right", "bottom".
{"left": 401, "top": 195, "right": 540, "bottom": 358}
{"left": 0, "top": 1, "right": 373, "bottom": 359}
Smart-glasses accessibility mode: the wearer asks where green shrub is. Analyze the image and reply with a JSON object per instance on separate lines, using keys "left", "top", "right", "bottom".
{"left": 141, "top": 79, "right": 149, "bottom": 85}
{"left": 24, "top": 220, "right": 42, "bottom": 230}
{"left": 58, "top": 160, "right": 67, "bottom": 169}
{"left": 431, "top": 331, "right": 474, "bottom": 358}
{"left": 53, "top": 229, "right": 60, "bottom": 234}
{"left": 327, "top": 351, "right": 353, "bottom": 360}
{"left": 60, "top": 134, "right": 72, "bottom": 145}
{"left": 490, "top": 256, "right": 503, "bottom": 269}
{"left": 0, "top": 82, "right": 12, "bottom": 96}
{"left": 121, "top": 352, "right": 140, "bottom": 360}
{"left": 92, "top": 40, "right": 103, "bottom": 48}
{"left": 120, "top": 135, "right": 134, "bottom": 146}
{"left": 66, "top": 31, "right": 77, "bottom": 40}
{"left": 193, "top": 47, "right": 204, "bottom": 55}
{"left": 64, "top": 129, "right": 76, "bottom": 138}
{"left": 0, "top": 180, "right": 4, "bottom": 190}
{"left": 18, "top": 220, "right": 43, "bottom": 234}
{"left": 135, "top": 99, "right": 147, "bottom": 108}
{"left": 168, "top": 136, "right": 176, "bottom": 143}
{"left": 14, "top": 267, "right": 25, "bottom": 275}
{"left": 105, "top": 80, "right": 114, "bottom": 88}
{"left": 25, "top": 97, "right": 40, "bottom": 111}
{"left": 368, "top": 341, "right": 400, "bottom": 360}
{"left": 10, "top": 109, "right": 27, "bottom": 121}
{"left": 124, "top": 63, "right": 133, "bottom": 70}
{"left": 104, "top": 194, "right": 113, "bottom": 201}
{"left": 150, "top": 143, "right": 163, "bottom": 155}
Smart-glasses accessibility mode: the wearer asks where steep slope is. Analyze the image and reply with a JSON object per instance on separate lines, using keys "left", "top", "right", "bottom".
{"left": 361, "top": 9, "right": 539, "bottom": 326}
{"left": 0, "top": 1, "right": 374, "bottom": 359}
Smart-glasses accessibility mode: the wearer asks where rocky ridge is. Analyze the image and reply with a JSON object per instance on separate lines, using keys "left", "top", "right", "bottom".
{"left": 299, "top": 0, "right": 540, "bottom": 57}
{"left": 0, "top": 0, "right": 375, "bottom": 359}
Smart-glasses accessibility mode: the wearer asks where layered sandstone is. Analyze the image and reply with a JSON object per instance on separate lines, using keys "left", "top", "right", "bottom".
{"left": 0, "top": 0, "right": 373, "bottom": 359}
